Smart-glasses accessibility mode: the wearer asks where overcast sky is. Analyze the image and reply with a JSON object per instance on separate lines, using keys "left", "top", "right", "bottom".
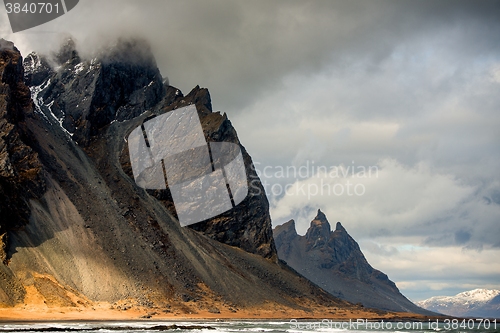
{"left": 2, "top": 0, "right": 500, "bottom": 301}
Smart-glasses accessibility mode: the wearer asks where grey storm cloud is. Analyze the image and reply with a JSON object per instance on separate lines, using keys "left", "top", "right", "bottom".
{"left": 2, "top": 0, "right": 499, "bottom": 111}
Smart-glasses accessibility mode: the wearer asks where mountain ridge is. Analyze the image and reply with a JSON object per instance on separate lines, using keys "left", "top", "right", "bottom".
{"left": 417, "top": 289, "right": 500, "bottom": 318}
{"left": 274, "top": 209, "right": 433, "bottom": 315}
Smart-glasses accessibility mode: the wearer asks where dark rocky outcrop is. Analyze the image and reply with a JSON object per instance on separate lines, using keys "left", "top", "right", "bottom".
{"left": 274, "top": 209, "right": 433, "bottom": 314}
{"left": 25, "top": 38, "right": 165, "bottom": 146}
{"left": 150, "top": 85, "right": 276, "bottom": 259}
{"left": 23, "top": 52, "right": 53, "bottom": 87}
{"left": 0, "top": 39, "right": 45, "bottom": 264}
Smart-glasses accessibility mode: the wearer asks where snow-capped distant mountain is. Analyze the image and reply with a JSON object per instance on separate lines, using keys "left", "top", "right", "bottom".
{"left": 417, "top": 289, "right": 500, "bottom": 318}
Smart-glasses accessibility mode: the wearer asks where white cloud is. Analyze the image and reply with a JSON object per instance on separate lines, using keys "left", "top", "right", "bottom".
{"left": 490, "top": 64, "right": 500, "bottom": 83}
{"left": 359, "top": 244, "right": 500, "bottom": 301}
{"left": 269, "top": 158, "right": 476, "bottom": 236}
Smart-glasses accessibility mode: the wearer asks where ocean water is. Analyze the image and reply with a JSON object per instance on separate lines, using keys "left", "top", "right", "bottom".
{"left": 0, "top": 320, "right": 498, "bottom": 333}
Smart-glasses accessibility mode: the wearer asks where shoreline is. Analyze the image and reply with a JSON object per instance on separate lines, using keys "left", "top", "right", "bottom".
{"left": 0, "top": 305, "right": 445, "bottom": 323}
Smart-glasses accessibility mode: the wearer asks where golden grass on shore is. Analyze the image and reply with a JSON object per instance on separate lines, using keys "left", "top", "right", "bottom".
{"left": 0, "top": 302, "right": 441, "bottom": 322}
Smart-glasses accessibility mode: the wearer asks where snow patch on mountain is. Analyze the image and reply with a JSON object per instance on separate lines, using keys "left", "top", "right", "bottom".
{"left": 30, "top": 79, "right": 51, "bottom": 123}
{"left": 25, "top": 53, "right": 42, "bottom": 72}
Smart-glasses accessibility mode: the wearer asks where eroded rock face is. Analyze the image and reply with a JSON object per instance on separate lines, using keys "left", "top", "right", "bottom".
{"left": 23, "top": 38, "right": 165, "bottom": 146}
{"left": 274, "top": 209, "right": 432, "bottom": 314}
{"left": 24, "top": 38, "right": 276, "bottom": 259}
{"left": 121, "top": 84, "right": 276, "bottom": 259}
{"left": 0, "top": 39, "right": 45, "bottom": 246}
{"left": 23, "top": 52, "right": 53, "bottom": 87}
{"left": 169, "top": 86, "right": 276, "bottom": 259}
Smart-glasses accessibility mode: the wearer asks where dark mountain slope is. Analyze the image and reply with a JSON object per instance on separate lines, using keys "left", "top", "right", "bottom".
{"left": 274, "top": 210, "right": 434, "bottom": 315}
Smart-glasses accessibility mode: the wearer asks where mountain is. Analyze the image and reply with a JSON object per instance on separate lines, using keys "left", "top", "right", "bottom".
{"left": 1, "top": 38, "right": 358, "bottom": 317}
{"left": 24, "top": 37, "right": 276, "bottom": 258}
{"left": 274, "top": 210, "right": 433, "bottom": 315}
{"left": 417, "top": 289, "right": 500, "bottom": 318}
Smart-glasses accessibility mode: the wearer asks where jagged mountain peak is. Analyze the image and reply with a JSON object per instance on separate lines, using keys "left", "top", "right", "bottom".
{"left": 184, "top": 85, "right": 213, "bottom": 115}
{"left": 24, "top": 38, "right": 165, "bottom": 145}
{"left": 272, "top": 220, "right": 298, "bottom": 260}
{"left": 23, "top": 52, "right": 53, "bottom": 87}
{"left": 335, "top": 221, "right": 346, "bottom": 232}
{"left": 274, "top": 220, "right": 298, "bottom": 240}
{"left": 316, "top": 208, "right": 327, "bottom": 221}
{"left": 306, "top": 209, "right": 331, "bottom": 242}
{"left": 335, "top": 222, "right": 347, "bottom": 232}
{"left": 273, "top": 210, "right": 432, "bottom": 314}
{"left": 280, "top": 219, "right": 297, "bottom": 233}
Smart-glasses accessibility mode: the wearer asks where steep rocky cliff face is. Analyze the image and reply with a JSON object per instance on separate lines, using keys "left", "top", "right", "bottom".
{"left": 24, "top": 38, "right": 274, "bottom": 259}
{"left": 0, "top": 39, "right": 45, "bottom": 267}
{"left": 274, "top": 210, "right": 433, "bottom": 314}
{"left": 0, "top": 39, "right": 351, "bottom": 314}
{"left": 155, "top": 86, "right": 276, "bottom": 258}
{"left": 25, "top": 38, "right": 165, "bottom": 146}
